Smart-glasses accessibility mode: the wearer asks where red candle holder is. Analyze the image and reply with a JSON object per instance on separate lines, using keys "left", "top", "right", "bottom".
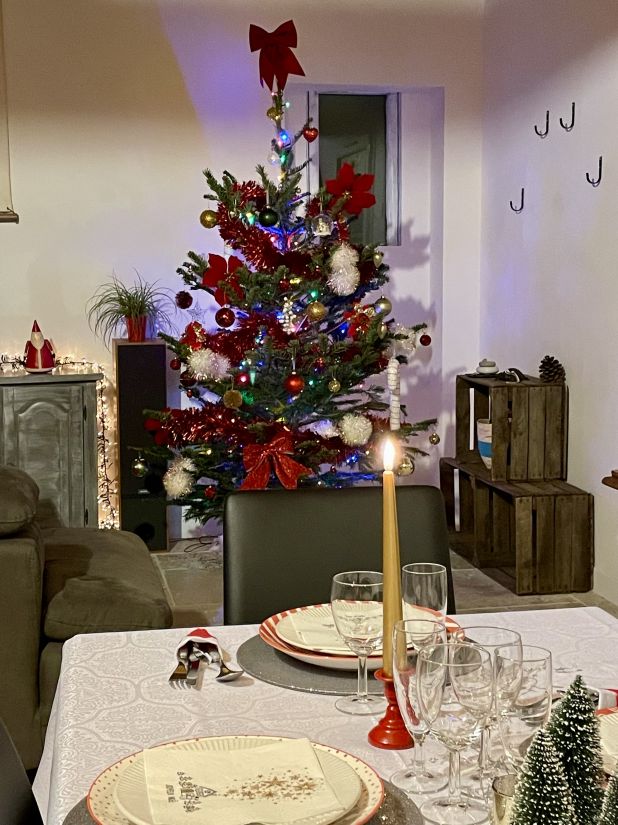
{"left": 368, "top": 669, "right": 413, "bottom": 749}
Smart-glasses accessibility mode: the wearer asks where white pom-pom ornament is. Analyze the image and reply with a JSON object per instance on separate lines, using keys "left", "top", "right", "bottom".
{"left": 188, "top": 348, "right": 231, "bottom": 381}
{"left": 163, "top": 456, "right": 196, "bottom": 498}
{"left": 328, "top": 243, "right": 360, "bottom": 296}
{"left": 339, "top": 413, "right": 373, "bottom": 446}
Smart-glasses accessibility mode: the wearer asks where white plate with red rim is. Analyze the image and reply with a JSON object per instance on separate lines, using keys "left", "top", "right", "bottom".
{"left": 259, "top": 604, "right": 459, "bottom": 672}
{"left": 87, "top": 735, "right": 384, "bottom": 825}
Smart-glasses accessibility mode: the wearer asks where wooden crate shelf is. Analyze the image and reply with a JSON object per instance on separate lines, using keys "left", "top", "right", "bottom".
{"left": 440, "top": 457, "right": 593, "bottom": 595}
{"left": 455, "top": 373, "right": 567, "bottom": 482}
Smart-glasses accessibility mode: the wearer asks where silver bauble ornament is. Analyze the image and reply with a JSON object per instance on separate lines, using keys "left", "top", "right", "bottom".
{"left": 131, "top": 456, "right": 148, "bottom": 478}
{"left": 429, "top": 432, "right": 441, "bottom": 445}
{"left": 374, "top": 296, "right": 393, "bottom": 316}
{"left": 311, "top": 213, "right": 334, "bottom": 237}
{"left": 397, "top": 455, "right": 415, "bottom": 476}
{"left": 373, "top": 250, "right": 384, "bottom": 266}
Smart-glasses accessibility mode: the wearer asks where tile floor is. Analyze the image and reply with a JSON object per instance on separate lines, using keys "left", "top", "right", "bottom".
{"left": 153, "top": 539, "right": 618, "bottom": 627}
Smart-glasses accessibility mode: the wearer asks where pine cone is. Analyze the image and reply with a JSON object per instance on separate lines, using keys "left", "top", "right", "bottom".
{"left": 539, "top": 355, "right": 566, "bottom": 383}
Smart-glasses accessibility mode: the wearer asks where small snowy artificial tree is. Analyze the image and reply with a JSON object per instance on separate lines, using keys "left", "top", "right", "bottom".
{"left": 510, "top": 728, "right": 576, "bottom": 825}
{"left": 547, "top": 675, "right": 605, "bottom": 825}
{"left": 599, "top": 774, "right": 618, "bottom": 825}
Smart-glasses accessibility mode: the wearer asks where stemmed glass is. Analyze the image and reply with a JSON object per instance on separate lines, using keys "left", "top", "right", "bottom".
{"left": 402, "top": 563, "right": 448, "bottom": 619}
{"left": 495, "top": 645, "right": 553, "bottom": 769}
{"left": 330, "top": 571, "right": 386, "bottom": 716}
{"left": 417, "top": 642, "right": 494, "bottom": 824}
{"left": 391, "top": 618, "right": 448, "bottom": 794}
{"left": 458, "top": 626, "right": 522, "bottom": 791}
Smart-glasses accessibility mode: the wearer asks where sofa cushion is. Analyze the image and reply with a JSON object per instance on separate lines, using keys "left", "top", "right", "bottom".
{"left": 0, "top": 466, "right": 39, "bottom": 536}
{"left": 42, "top": 527, "right": 172, "bottom": 640}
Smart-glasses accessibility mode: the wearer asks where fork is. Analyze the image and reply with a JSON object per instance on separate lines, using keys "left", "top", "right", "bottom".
{"left": 168, "top": 646, "right": 190, "bottom": 688}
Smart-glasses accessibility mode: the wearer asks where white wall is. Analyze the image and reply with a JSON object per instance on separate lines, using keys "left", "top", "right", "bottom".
{"left": 1, "top": 0, "right": 484, "bottom": 488}
{"left": 481, "top": 0, "right": 618, "bottom": 601}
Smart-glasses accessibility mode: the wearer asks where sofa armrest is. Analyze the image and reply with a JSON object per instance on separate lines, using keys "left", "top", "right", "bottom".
{"left": 0, "top": 524, "right": 45, "bottom": 768}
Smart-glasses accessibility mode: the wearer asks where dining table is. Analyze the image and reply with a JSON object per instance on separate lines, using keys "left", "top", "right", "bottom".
{"left": 33, "top": 605, "right": 618, "bottom": 825}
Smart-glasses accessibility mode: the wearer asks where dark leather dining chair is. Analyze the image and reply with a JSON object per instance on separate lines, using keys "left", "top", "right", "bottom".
{"left": 0, "top": 717, "right": 43, "bottom": 825}
{"left": 223, "top": 485, "right": 455, "bottom": 625}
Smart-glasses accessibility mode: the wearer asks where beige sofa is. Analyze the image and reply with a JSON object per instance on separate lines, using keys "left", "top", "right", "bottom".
{"left": 0, "top": 466, "right": 172, "bottom": 769}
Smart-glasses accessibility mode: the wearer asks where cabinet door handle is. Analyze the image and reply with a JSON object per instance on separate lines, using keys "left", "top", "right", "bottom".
{"left": 84, "top": 508, "right": 89, "bottom": 525}
{"left": 83, "top": 404, "right": 87, "bottom": 421}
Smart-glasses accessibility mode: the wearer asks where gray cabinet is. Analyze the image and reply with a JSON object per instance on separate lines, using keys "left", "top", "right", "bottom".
{"left": 0, "top": 372, "right": 101, "bottom": 527}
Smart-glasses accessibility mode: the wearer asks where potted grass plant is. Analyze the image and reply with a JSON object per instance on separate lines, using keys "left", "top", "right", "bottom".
{"left": 87, "top": 275, "right": 175, "bottom": 347}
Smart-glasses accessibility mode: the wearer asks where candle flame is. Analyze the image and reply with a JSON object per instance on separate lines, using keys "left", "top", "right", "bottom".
{"left": 383, "top": 439, "right": 395, "bottom": 472}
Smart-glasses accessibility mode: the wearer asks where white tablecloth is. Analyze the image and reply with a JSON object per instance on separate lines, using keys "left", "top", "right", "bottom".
{"left": 33, "top": 606, "right": 618, "bottom": 825}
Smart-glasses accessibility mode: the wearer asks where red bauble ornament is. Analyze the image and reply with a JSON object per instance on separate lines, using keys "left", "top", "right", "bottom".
{"left": 279, "top": 279, "right": 290, "bottom": 291}
{"left": 284, "top": 372, "right": 305, "bottom": 395}
{"left": 170, "top": 357, "right": 181, "bottom": 371}
{"left": 314, "top": 357, "right": 326, "bottom": 373}
{"left": 175, "top": 290, "right": 193, "bottom": 309}
{"left": 180, "top": 370, "right": 196, "bottom": 388}
{"left": 186, "top": 389, "right": 194, "bottom": 398}
{"left": 235, "top": 372, "right": 251, "bottom": 387}
{"left": 215, "top": 307, "right": 235, "bottom": 328}
{"left": 303, "top": 126, "right": 319, "bottom": 143}
{"left": 420, "top": 333, "right": 432, "bottom": 347}
{"left": 204, "top": 485, "right": 217, "bottom": 499}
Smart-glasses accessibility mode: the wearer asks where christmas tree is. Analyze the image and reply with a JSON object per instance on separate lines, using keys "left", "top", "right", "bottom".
{"left": 599, "top": 774, "right": 618, "bottom": 825}
{"left": 146, "top": 20, "right": 437, "bottom": 524}
{"left": 547, "top": 675, "right": 605, "bottom": 825}
{"left": 510, "top": 729, "right": 577, "bottom": 825}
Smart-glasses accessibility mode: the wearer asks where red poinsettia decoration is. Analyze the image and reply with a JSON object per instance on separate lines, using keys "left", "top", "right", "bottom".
{"left": 202, "top": 254, "right": 244, "bottom": 306}
{"left": 325, "top": 162, "right": 376, "bottom": 216}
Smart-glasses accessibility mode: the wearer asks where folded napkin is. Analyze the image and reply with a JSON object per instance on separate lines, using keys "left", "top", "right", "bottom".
{"left": 599, "top": 710, "right": 618, "bottom": 774}
{"left": 175, "top": 627, "right": 222, "bottom": 662}
{"left": 143, "top": 738, "right": 346, "bottom": 825}
{"left": 285, "top": 611, "right": 351, "bottom": 653}
{"left": 597, "top": 688, "right": 618, "bottom": 710}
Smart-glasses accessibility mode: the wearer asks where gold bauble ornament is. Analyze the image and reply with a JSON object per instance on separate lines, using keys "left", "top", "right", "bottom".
{"left": 266, "top": 106, "right": 279, "bottom": 121}
{"left": 374, "top": 296, "right": 393, "bottom": 316}
{"left": 397, "top": 455, "right": 415, "bottom": 476}
{"left": 429, "top": 432, "right": 441, "bottom": 445}
{"left": 373, "top": 250, "right": 384, "bottom": 266}
{"left": 328, "top": 378, "right": 341, "bottom": 393}
{"left": 377, "top": 322, "right": 388, "bottom": 338}
{"left": 222, "top": 389, "right": 243, "bottom": 409}
{"left": 131, "top": 456, "right": 148, "bottom": 478}
{"left": 199, "top": 209, "right": 218, "bottom": 229}
{"left": 306, "top": 301, "right": 328, "bottom": 322}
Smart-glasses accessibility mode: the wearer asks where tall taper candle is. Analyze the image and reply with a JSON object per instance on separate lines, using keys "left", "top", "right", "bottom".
{"left": 381, "top": 439, "right": 402, "bottom": 678}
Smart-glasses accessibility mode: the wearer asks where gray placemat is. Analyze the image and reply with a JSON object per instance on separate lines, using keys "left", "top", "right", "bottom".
{"left": 63, "top": 781, "right": 421, "bottom": 825}
{"left": 236, "top": 634, "right": 384, "bottom": 695}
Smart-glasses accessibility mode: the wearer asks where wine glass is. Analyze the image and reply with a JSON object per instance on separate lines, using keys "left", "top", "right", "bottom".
{"left": 391, "top": 618, "right": 448, "bottom": 794}
{"left": 417, "top": 642, "right": 494, "bottom": 824}
{"left": 458, "top": 626, "right": 522, "bottom": 791}
{"left": 402, "top": 562, "right": 448, "bottom": 619}
{"left": 330, "top": 571, "right": 386, "bottom": 716}
{"left": 495, "top": 645, "right": 553, "bottom": 769}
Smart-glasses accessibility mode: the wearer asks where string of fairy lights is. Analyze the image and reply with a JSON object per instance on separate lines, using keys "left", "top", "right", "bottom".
{"left": 0, "top": 352, "right": 119, "bottom": 529}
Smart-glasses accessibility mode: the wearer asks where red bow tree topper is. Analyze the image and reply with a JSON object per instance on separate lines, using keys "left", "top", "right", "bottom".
{"left": 249, "top": 20, "right": 305, "bottom": 91}
{"left": 240, "top": 432, "right": 312, "bottom": 490}
{"left": 325, "top": 162, "right": 376, "bottom": 216}
{"left": 202, "top": 254, "right": 243, "bottom": 306}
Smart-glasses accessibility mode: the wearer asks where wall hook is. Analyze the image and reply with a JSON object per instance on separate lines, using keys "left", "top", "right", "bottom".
{"left": 559, "top": 102, "right": 575, "bottom": 131}
{"left": 510, "top": 188, "right": 525, "bottom": 213}
{"left": 586, "top": 156, "right": 603, "bottom": 187}
{"left": 534, "top": 110, "right": 550, "bottom": 138}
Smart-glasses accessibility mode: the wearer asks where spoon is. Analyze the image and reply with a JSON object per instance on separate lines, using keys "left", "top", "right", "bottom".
{"left": 191, "top": 646, "right": 244, "bottom": 682}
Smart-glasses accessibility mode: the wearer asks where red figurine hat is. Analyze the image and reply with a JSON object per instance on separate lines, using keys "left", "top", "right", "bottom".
{"left": 24, "top": 320, "right": 55, "bottom": 373}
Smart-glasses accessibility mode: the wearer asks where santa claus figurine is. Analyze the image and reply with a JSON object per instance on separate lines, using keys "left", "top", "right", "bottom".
{"left": 24, "top": 321, "right": 56, "bottom": 373}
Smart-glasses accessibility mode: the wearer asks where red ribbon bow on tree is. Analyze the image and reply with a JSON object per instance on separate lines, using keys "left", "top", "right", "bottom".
{"left": 240, "top": 432, "right": 312, "bottom": 490}
{"left": 249, "top": 20, "right": 305, "bottom": 92}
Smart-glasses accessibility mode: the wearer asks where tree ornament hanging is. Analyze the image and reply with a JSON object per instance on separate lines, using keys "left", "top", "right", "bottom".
{"left": 163, "top": 456, "right": 197, "bottom": 499}
{"left": 169, "top": 357, "right": 181, "bottom": 371}
{"left": 223, "top": 389, "right": 243, "bottom": 409}
{"left": 281, "top": 296, "right": 298, "bottom": 333}
{"left": 235, "top": 372, "right": 251, "bottom": 387}
{"left": 328, "top": 243, "right": 360, "bottom": 296}
{"left": 179, "top": 370, "right": 196, "bottom": 388}
{"left": 131, "top": 455, "right": 148, "bottom": 478}
{"left": 199, "top": 209, "right": 218, "bottom": 228}
{"left": 377, "top": 322, "right": 388, "bottom": 338}
{"left": 374, "top": 295, "right": 393, "bottom": 316}
{"left": 420, "top": 332, "right": 432, "bottom": 346}
{"left": 429, "top": 432, "right": 441, "bottom": 445}
{"left": 266, "top": 105, "right": 280, "bottom": 121}
{"left": 328, "top": 378, "right": 341, "bottom": 393}
{"left": 339, "top": 413, "right": 373, "bottom": 446}
{"left": 303, "top": 126, "right": 319, "bottom": 142}
{"left": 284, "top": 372, "right": 305, "bottom": 395}
{"left": 258, "top": 207, "right": 279, "bottom": 227}
{"left": 311, "top": 213, "right": 333, "bottom": 237}
{"left": 187, "top": 348, "right": 231, "bottom": 381}
{"left": 215, "top": 307, "right": 236, "bottom": 328}
{"left": 306, "top": 301, "right": 328, "bottom": 322}
{"left": 373, "top": 250, "right": 384, "bottom": 266}
{"left": 397, "top": 456, "right": 415, "bottom": 476}
{"left": 175, "top": 290, "right": 193, "bottom": 309}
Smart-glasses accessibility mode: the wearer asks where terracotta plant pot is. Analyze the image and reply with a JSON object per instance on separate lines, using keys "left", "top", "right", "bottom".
{"left": 125, "top": 316, "right": 147, "bottom": 342}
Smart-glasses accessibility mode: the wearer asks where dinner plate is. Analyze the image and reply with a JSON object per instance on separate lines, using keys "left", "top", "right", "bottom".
{"left": 87, "top": 736, "right": 384, "bottom": 825}
{"left": 598, "top": 707, "right": 618, "bottom": 775}
{"left": 276, "top": 604, "right": 459, "bottom": 656}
